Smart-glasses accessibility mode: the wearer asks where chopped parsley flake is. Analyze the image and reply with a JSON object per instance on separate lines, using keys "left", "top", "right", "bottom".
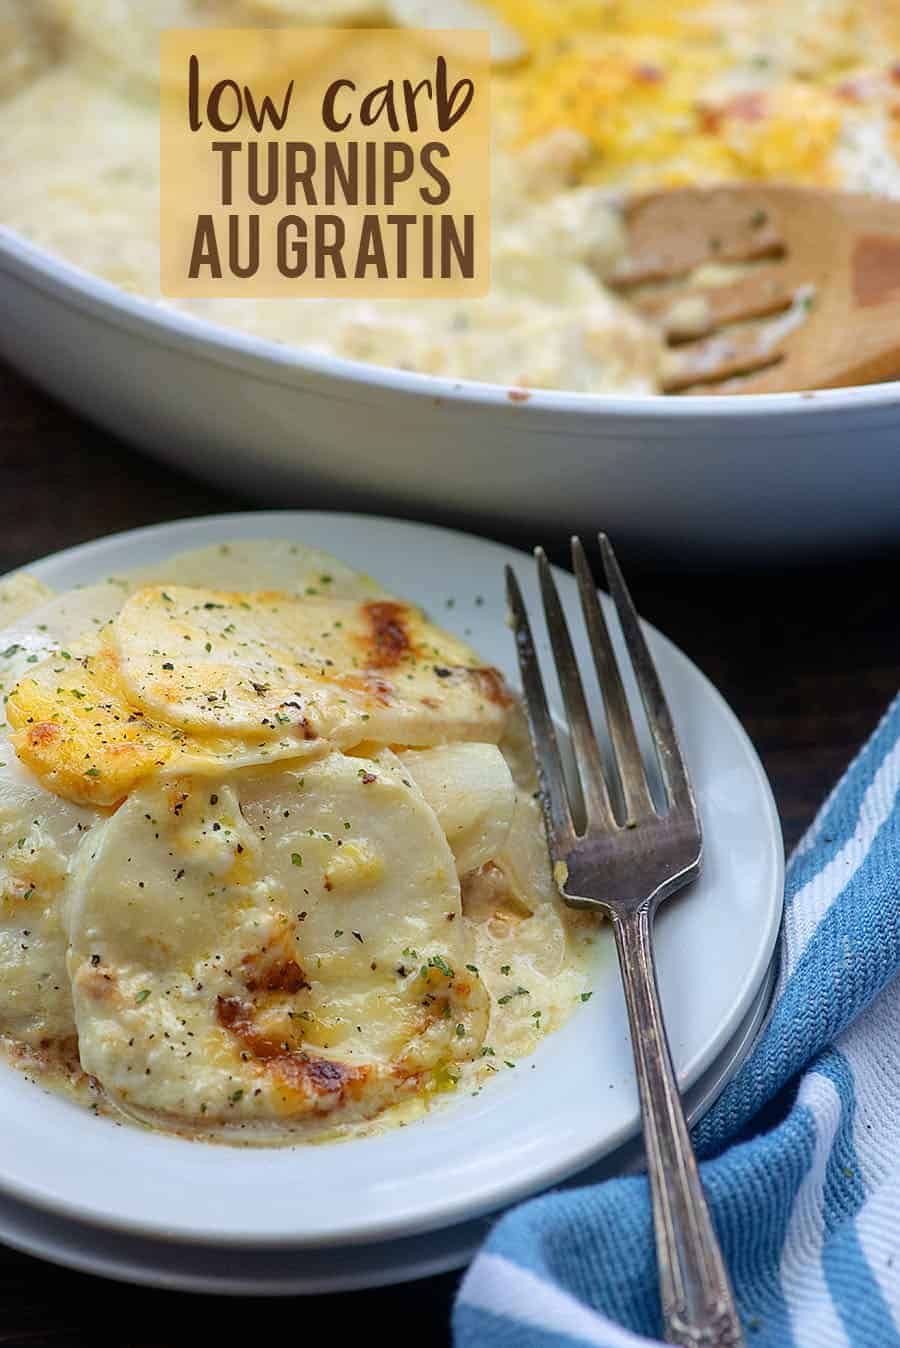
{"left": 426, "top": 954, "right": 454, "bottom": 979}
{"left": 497, "top": 986, "right": 529, "bottom": 1006}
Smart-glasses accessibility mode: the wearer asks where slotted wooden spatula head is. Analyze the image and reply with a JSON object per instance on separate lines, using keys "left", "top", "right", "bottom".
{"left": 608, "top": 185, "right": 900, "bottom": 394}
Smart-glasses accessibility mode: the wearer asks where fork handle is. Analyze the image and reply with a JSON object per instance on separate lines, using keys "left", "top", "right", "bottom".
{"left": 612, "top": 905, "right": 745, "bottom": 1348}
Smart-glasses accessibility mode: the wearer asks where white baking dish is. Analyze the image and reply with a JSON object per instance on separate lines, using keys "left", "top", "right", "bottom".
{"left": 2, "top": 227, "right": 899, "bottom": 554}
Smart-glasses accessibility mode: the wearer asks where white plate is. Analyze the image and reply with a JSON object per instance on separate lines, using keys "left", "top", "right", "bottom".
{"left": 0, "top": 954, "right": 777, "bottom": 1295}
{"left": 2, "top": 231, "right": 900, "bottom": 554}
{"left": 0, "top": 511, "right": 783, "bottom": 1251}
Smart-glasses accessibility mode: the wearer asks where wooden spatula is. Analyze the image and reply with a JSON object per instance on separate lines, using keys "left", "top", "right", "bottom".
{"left": 607, "top": 184, "right": 900, "bottom": 394}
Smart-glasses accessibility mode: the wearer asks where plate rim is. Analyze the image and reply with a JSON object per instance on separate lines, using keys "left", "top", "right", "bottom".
{"left": 0, "top": 957, "right": 777, "bottom": 1295}
{"left": 0, "top": 510, "right": 784, "bottom": 1248}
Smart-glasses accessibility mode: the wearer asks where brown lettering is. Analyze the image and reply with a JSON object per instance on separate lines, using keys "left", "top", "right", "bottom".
{"left": 324, "top": 141, "right": 358, "bottom": 207}
{"left": 361, "top": 82, "right": 399, "bottom": 131}
{"left": 188, "top": 215, "right": 222, "bottom": 278}
{"left": 403, "top": 75, "right": 433, "bottom": 132}
{"left": 208, "top": 78, "right": 243, "bottom": 133}
{"left": 285, "top": 142, "right": 317, "bottom": 206}
{"left": 245, "top": 81, "right": 294, "bottom": 133}
{"left": 277, "top": 215, "right": 307, "bottom": 277}
{"left": 211, "top": 141, "right": 241, "bottom": 206}
{"left": 364, "top": 141, "right": 378, "bottom": 206}
{"left": 435, "top": 56, "right": 474, "bottom": 131}
{"left": 420, "top": 142, "right": 450, "bottom": 206}
{"left": 441, "top": 214, "right": 474, "bottom": 278}
{"left": 315, "top": 215, "right": 346, "bottom": 278}
{"left": 228, "top": 214, "right": 260, "bottom": 278}
{"left": 188, "top": 54, "right": 202, "bottom": 131}
{"left": 422, "top": 212, "right": 434, "bottom": 279}
{"left": 386, "top": 215, "right": 415, "bottom": 278}
{"left": 322, "top": 78, "right": 354, "bottom": 131}
{"left": 383, "top": 142, "right": 414, "bottom": 205}
{"left": 355, "top": 216, "right": 388, "bottom": 278}
{"left": 247, "top": 141, "right": 280, "bottom": 205}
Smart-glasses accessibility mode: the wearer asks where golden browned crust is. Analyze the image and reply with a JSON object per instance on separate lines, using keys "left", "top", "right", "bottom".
{"left": 359, "top": 600, "right": 413, "bottom": 668}
{"left": 216, "top": 996, "right": 368, "bottom": 1103}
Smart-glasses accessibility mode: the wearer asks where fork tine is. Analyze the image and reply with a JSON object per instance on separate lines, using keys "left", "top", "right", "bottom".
{"left": 571, "top": 538, "right": 654, "bottom": 824}
{"left": 535, "top": 548, "right": 615, "bottom": 830}
{"left": 597, "top": 535, "right": 696, "bottom": 818}
{"left": 505, "top": 565, "right": 575, "bottom": 852}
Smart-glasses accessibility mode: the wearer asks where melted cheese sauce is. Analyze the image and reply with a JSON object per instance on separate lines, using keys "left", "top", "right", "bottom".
{"left": 0, "top": 543, "right": 599, "bottom": 1146}
{"left": 3, "top": 1, "right": 894, "bottom": 392}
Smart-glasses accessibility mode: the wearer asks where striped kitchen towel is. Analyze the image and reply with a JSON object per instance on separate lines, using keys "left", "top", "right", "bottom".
{"left": 455, "top": 692, "right": 900, "bottom": 1348}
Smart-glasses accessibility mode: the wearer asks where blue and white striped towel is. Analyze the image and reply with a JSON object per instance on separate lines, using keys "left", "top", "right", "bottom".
{"left": 455, "top": 693, "right": 900, "bottom": 1348}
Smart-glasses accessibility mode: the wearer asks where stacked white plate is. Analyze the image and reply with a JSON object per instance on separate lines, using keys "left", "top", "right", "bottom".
{"left": 0, "top": 513, "right": 784, "bottom": 1294}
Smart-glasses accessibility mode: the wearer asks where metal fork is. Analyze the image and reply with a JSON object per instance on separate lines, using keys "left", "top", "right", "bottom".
{"left": 506, "top": 535, "right": 744, "bottom": 1348}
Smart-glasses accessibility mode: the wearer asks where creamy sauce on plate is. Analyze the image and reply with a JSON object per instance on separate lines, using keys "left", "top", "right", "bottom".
{"left": 0, "top": 541, "right": 599, "bottom": 1146}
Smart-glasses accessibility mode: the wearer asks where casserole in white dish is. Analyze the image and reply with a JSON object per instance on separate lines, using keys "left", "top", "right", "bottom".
{"left": 3, "top": 230, "right": 900, "bottom": 553}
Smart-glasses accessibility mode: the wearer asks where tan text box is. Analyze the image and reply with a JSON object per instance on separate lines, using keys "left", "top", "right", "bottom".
{"left": 160, "top": 28, "right": 491, "bottom": 298}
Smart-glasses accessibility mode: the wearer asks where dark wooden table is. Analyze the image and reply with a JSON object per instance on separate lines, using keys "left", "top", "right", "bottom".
{"left": 0, "top": 358, "right": 898, "bottom": 1346}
